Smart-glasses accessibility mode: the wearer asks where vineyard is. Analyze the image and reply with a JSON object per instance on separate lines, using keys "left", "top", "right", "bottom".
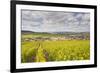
{"left": 21, "top": 34, "right": 90, "bottom": 63}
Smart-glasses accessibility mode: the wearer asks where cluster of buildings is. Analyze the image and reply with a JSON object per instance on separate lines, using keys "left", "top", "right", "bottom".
{"left": 22, "top": 34, "right": 89, "bottom": 42}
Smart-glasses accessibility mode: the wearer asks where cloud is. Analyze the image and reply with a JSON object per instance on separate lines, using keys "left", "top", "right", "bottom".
{"left": 21, "top": 10, "right": 90, "bottom": 32}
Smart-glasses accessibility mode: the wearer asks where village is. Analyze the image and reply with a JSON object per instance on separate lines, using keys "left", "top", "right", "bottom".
{"left": 22, "top": 34, "right": 90, "bottom": 42}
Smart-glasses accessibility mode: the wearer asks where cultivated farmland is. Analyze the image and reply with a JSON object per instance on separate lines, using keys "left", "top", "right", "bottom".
{"left": 21, "top": 31, "right": 90, "bottom": 63}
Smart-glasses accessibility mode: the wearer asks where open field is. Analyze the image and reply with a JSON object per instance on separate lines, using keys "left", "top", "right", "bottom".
{"left": 21, "top": 32, "right": 90, "bottom": 63}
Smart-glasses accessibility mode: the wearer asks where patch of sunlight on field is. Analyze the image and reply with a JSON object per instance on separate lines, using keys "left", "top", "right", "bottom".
{"left": 21, "top": 40, "right": 90, "bottom": 63}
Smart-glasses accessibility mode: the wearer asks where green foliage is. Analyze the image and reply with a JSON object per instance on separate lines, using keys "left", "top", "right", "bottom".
{"left": 43, "top": 40, "right": 90, "bottom": 61}
{"left": 21, "top": 39, "right": 90, "bottom": 63}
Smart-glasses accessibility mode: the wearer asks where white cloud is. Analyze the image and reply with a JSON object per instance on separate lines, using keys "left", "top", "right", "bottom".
{"left": 21, "top": 10, "right": 90, "bottom": 32}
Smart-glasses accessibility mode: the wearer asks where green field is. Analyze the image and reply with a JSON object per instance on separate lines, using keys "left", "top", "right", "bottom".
{"left": 21, "top": 33, "right": 90, "bottom": 63}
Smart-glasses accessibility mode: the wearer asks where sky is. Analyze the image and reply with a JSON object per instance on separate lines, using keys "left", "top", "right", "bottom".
{"left": 21, "top": 10, "right": 90, "bottom": 32}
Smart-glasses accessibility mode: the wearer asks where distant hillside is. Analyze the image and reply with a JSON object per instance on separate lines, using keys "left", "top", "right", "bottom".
{"left": 22, "top": 30, "right": 90, "bottom": 35}
{"left": 21, "top": 31, "right": 34, "bottom": 34}
{"left": 48, "top": 32, "right": 90, "bottom": 34}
